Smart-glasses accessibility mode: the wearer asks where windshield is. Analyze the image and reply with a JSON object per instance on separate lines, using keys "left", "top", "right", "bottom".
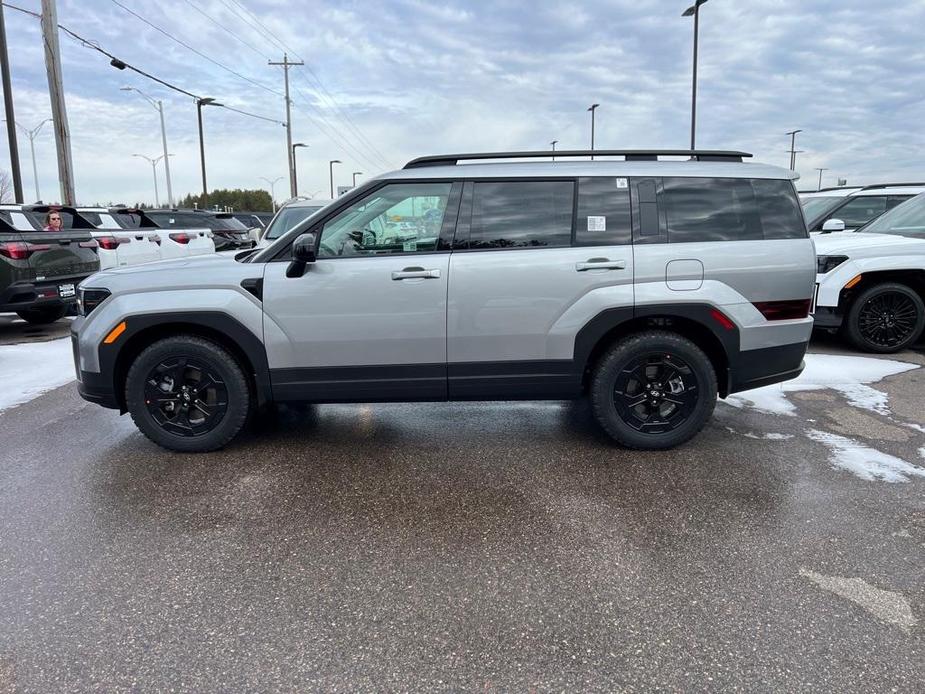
{"left": 800, "top": 196, "right": 842, "bottom": 226}
{"left": 264, "top": 205, "right": 325, "bottom": 240}
{"left": 860, "top": 193, "right": 925, "bottom": 237}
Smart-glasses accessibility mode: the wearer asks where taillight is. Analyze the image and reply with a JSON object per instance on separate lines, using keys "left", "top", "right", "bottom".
{"left": 753, "top": 299, "right": 812, "bottom": 321}
{"left": 169, "top": 232, "right": 191, "bottom": 244}
{"left": 79, "top": 239, "right": 99, "bottom": 249}
{"left": 116, "top": 236, "right": 132, "bottom": 244}
{"left": 97, "top": 236, "right": 131, "bottom": 250}
{"left": 0, "top": 241, "right": 51, "bottom": 260}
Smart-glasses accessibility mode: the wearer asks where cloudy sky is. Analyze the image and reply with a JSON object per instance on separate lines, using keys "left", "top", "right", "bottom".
{"left": 0, "top": 0, "right": 923, "bottom": 206}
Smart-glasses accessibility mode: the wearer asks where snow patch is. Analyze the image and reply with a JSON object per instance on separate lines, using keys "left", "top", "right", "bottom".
{"left": 806, "top": 430, "right": 925, "bottom": 483}
{"left": 725, "top": 353, "right": 917, "bottom": 417}
{"left": 0, "top": 338, "right": 74, "bottom": 413}
{"left": 799, "top": 568, "right": 917, "bottom": 633}
{"left": 725, "top": 426, "right": 794, "bottom": 440}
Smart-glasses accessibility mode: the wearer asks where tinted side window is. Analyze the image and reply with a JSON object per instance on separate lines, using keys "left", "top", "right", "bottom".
{"left": 752, "top": 179, "right": 807, "bottom": 239}
{"left": 662, "top": 177, "right": 762, "bottom": 242}
{"left": 831, "top": 196, "right": 887, "bottom": 228}
{"left": 81, "top": 212, "right": 102, "bottom": 227}
{"left": 468, "top": 181, "right": 573, "bottom": 249}
{"left": 576, "top": 177, "right": 631, "bottom": 245}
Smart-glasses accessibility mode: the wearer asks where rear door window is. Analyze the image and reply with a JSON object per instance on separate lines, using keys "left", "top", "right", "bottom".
{"left": 466, "top": 180, "right": 573, "bottom": 249}
{"left": 576, "top": 177, "right": 631, "bottom": 246}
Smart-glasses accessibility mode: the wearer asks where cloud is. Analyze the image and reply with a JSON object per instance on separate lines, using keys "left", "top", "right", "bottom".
{"left": 0, "top": 0, "right": 922, "bottom": 204}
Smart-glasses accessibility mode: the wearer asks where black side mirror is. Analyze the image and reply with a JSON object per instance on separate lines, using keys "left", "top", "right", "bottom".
{"left": 286, "top": 232, "right": 317, "bottom": 278}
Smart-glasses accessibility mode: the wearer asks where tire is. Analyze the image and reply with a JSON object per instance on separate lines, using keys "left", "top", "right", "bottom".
{"left": 590, "top": 331, "right": 717, "bottom": 450}
{"left": 17, "top": 305, "right": 67, "bottom": 324}
{"left": 845, "top": 282, "right": 925, "bottom": 354}
{"left": 124, "top": 335, "right": 252, "bottom": 452}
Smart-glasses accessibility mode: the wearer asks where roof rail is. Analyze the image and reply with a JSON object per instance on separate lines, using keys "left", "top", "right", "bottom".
{"left": 808, "top": 186, "right": 863, "bottom": 193}
{"left": 858, "top": 182, "right": 925, "bottom": 191}
{"left": 403, "top": 149, "right": 753, "bottom": 169}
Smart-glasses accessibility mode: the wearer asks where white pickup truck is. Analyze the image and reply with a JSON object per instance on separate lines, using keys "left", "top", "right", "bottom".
{"left": 813, "top": 192, "right": 925, "bottom": 353}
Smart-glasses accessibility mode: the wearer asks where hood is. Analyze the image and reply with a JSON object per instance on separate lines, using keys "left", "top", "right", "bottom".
{"left": 813, "top": 232, "right": 925, "bottom": 255}
{"left": 92, "top": 252, "right": 233, "bottom": 278}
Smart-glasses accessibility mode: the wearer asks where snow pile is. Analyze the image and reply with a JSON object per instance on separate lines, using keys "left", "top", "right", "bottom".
{"left": 725, "top": 353, "right": 918, "bottom": 416}
{"left": 0, "top": 337, "right": 75, "bottom": 414}
{"left": 806, "top": 430, "right": 925, "bottom": 483}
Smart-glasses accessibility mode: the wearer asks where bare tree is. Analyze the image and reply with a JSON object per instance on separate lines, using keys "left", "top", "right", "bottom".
{"left": 0, "top": 170, "right": 12, "bottom": 204}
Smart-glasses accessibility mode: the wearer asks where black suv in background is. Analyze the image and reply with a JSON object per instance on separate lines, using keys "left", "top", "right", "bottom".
{"left": 0, "top": 204, "right": 101, "bottom": 324}
{"left": 145, "top": 209, "right": 254, "bottom": 251}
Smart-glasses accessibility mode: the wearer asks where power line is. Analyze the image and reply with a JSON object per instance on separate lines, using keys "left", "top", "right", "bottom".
{"left": 180, "top": 0, "right": 271, "bottom": 62}
{"left": 222, "top": 0, "right": 395, "bottom": 169}
{"left": 108, "top": 0, "right": 283, "bottom": 98}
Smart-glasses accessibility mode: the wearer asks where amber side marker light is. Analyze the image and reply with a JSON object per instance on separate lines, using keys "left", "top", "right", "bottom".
{"left": 844, "top": 274, "right": 863, "bottom": 289}
{"left": 103, "top": 321, "right": 127, "bottom": 344}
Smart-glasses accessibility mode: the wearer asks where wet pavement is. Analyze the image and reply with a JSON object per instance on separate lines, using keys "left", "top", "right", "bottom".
{"left": 0, "top": 325, "right": 923, "bottom": 691}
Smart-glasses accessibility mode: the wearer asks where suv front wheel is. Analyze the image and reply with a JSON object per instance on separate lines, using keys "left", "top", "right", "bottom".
{"left": 590, "top": 331, "right": 717, "bottom": 450}
{"left": 125, "top": 335, "right": 252, "bottom": 452}
{"left": 845, "top": 282, "right": 925, "bottom": 353}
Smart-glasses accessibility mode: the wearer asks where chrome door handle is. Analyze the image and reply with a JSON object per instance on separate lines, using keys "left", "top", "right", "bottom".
{"left": 392, "top": 267, "right": 441, "bottom": 280}
{"left": 576, "top": 258, "right": 626, "bottom": 271}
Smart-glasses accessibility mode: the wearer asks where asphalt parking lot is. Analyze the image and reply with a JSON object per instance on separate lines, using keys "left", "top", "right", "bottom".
{"left": 0, "top": 319, "right": 923, "bottom": 692}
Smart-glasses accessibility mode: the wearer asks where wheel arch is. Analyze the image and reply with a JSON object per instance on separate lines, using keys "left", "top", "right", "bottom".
{"left": 839, "top": 269, "right": 925, "bottom": 313}
{"left": 574, "top": 304, "right": 737, "bottom": 397}
{"left": 101, "top": 312, "right": 271, "bottom": 412}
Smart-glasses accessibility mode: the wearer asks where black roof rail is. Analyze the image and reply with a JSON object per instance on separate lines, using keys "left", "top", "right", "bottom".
{"left": 403, "top": 149, "right": 753, "bottom": 169}
{"left": 858, "top": 182, "right": 925, "bottom": 191}
{"left": 806, "top": 186, "right": 862, "bottom": 193}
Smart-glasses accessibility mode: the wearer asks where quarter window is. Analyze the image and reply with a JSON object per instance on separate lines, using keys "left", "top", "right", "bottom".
{"left": 752, "top": 179, "right": 807, "bottom": 239}
{"left": 663, "top": 177, "right": 763, "bottom": 242}
{"left": 576, "top": 177, "right": 631, "bottom": 245}
{"left": 467, "top": 181, "right": 573, "bottom": 249}
{"left": 318, "top": 182, "right": 452, "bottom": 257}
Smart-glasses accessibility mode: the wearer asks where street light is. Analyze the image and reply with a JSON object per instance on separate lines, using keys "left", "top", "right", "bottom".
{"left": 121, "top": 86, "right": 174, "bottom": 207}
{"left": 682, "top": 0, "right": 709, "bottom": 150}
{"left": 786, "top": 129, "right": 803, "bottom": 170}
{"left": 587, "top": 104, "right": 599, "bottom": 159}
{"left": 132, "top": 153, "right": 170, "bottom": 207}
{"left": 329, "top": 159, "right": 341, "bottom": 198}
{"left": 5, "top": 118, "right": 51, "bottom": 202}
{"left": 815, "top": 167, "right": 828, "bottom": 191}
{"left": 260, "top": 176, "right": 283, "bottom": 211}
{"left": 292, "top": 142, "right": 307, "bottom": 196}
{"left": 550, "top": 140, "right": 558, "bottom": 161}
{"left": 196, "top": 97, "right": 220, "bottom": 204}
{"left": 352, "top": 171, "right": 362, "bottom": 187}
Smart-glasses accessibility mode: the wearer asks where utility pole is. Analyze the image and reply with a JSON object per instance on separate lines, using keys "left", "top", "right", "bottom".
{"left": 786, "top": 129, "right": 803, "bottom": 170}
{"left": 268, "top": 54, "right": 304, "bottom": 198}
{"left": 0, "top": 3, "right": 23, "bottom": 202}
{"left": 41, "top": 0, "right": 75, "bottom": 204}
{"left": 815, "top": 167, "right": 828, "bottom": 191}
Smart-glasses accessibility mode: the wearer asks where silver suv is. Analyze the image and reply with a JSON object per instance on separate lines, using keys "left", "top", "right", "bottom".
{"left": 72, "top": 150, "right": 815, "bottom": 453}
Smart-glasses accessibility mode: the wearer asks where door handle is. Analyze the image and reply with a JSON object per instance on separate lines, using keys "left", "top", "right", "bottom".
{"left": 392, "top": 267, "right": 441, "bottom": 280}
{"left": 576, "top": 258, "right": 626, "bottom": 271}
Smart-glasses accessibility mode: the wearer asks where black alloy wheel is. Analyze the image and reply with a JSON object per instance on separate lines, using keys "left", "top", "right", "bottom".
{"left": 144, "top": 356, "right": 229, "bottom": 437}
{"left": 846, "top": 283, "right": 925, "bottom": 354}
{"left": 613, "top": 353, "right": 699, "bottom": 434}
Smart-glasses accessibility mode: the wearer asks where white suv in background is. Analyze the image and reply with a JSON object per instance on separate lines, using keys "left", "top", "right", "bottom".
{"left": 255, "top": 198, "right": 335, "bottom": 249}
{"left": 801, "top": 183, "right": 925, "bottom": 234}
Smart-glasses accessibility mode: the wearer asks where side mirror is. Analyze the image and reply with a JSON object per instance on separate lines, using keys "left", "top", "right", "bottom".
{"left": 286, "top": 232, "right": 317, "bottom": 278}
{"left": 821, "top": 218, "right": 846, "bottom": 233}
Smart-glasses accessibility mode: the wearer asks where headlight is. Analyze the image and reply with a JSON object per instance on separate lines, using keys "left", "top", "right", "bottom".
{"left": 817, "top": 255, "right": 848, "bottom": 274}
{"left": 77, "top": 287, "right": 111, "bottom": 316}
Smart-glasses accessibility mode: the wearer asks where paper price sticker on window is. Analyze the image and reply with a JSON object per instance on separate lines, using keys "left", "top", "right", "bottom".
{"left": 587, "top": 216, "right": 607, "bottom": 232}
{"left": 616, "top": 178, "right": 628, "bottom": 189}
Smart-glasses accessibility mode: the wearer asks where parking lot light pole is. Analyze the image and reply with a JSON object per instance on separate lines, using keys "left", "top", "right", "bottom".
{"left": 121, "top": 86, "right": 174, "bottom": 207}
{"left": 682, "top": 0, "right": 708, "bottom": 150}
{"left": 260, "top": 176, "right": 283, "bottom": 211}
{"left": 815, "top": 167, "right": 828, "bottom": 191}
{"left": 5, "top": 118, "right": 51, "bottom": 202}
{"left": 786, "top": 129, "right": 803, "bottom": 170}
{"left": 132, "top": 153, "right": 167, "bottom": 208}
{"left": 292, "top": 143, "right": 307, "bottom": 196}
{"left": 550, "top": 140, "right": 558, "bottom": 161}
{"left": 587, "top": 105, "right": 599, "bottom": 159}
{"left": 197, "top": 97, "right": 219, "bottom": 204}
{"left": 352, "top": 171, "right": 362, "bottom": 187}
{"left": 329, "top": 160, "right": 341, "bottom": 199}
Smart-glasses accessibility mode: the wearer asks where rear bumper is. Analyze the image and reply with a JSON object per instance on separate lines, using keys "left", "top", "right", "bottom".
{"left": 811, "top": 306, "right": 843, "bottom": 329}
{"left": 0, "top": 276, "right": 88, "bottom": 313}
{"left": 727, "top": 341, "right": 807, "bottom": 394}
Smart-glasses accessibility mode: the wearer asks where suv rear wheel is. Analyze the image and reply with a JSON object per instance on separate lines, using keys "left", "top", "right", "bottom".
{"left": 17, "top": 306, "right": 67, "bottom": 324}
{"left": 845, "top": 282, "right": 925, "bottom": 353}
{"left": 125, "top": 335, "right": 252, "bottom": 452}
{"left": 590, "top": 331, "right": 717, "bottom": 450}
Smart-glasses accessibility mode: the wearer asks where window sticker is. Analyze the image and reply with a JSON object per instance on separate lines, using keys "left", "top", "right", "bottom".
{"left": 616, "top": 178, "right": 628, "bottom": 189}
{"left": 587, "top": 215, "right": 607, "bottom": 232}
{"left": 402, "top": 239, "right": 418, "bottom": 252}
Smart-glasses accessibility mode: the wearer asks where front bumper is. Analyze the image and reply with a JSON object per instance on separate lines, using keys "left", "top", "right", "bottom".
{"left": 71, "top": 329, "right": 120, "bottom": 409}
